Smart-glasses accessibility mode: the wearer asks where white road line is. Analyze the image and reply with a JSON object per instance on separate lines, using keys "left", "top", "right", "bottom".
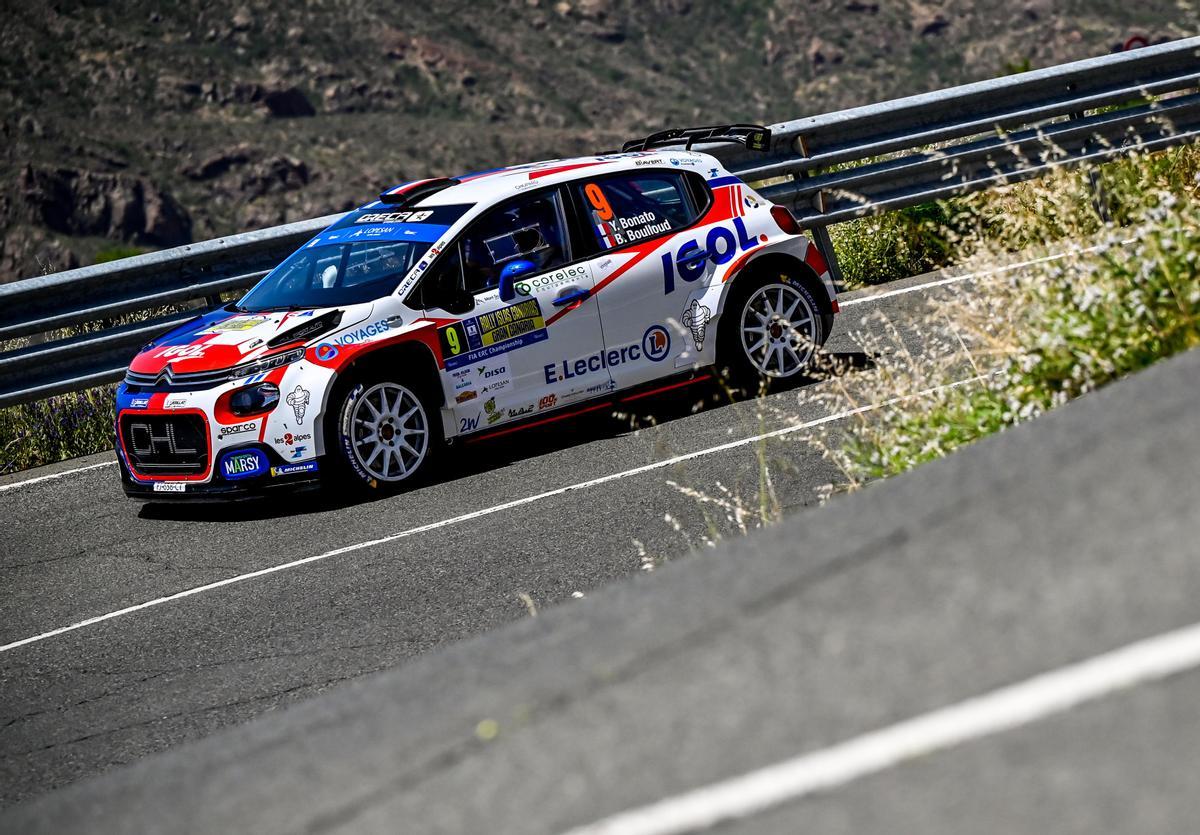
{"left": 0, "top": 377, "right": 984, "bottom": 655}
{"left": 564, "top": 619, "right": 1200, "bottom": 835}
{"left": 0, "top": 460, "right": 116, "bottom": 493}
{"left": 839, "top": 237, "right": 1135, "bottom": 308}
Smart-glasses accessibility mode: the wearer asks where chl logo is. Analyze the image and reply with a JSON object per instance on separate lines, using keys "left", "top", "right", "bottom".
{"left": 129, "top": 422, "right": 197, "bottom": 456}
{"left": 661, "top": 217, "right": 761, "bottom": 295}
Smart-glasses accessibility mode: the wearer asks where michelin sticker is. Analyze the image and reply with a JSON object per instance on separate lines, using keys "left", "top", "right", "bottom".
{"left": 271, "top": 461, "right": 319, "bottom": 477}
{"left": 681, "top": 300, "right": 712, "bottom": 350}
{"left": 286, "top": 385, "right": 310, "bottom": 422}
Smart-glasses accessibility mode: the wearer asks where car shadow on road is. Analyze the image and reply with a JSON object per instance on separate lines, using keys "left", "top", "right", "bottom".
{"left": 138, "top": 350, "right": 873, "bottom": 523}
{"left": 448, "top": 349, "right": 875, "bottom": 480}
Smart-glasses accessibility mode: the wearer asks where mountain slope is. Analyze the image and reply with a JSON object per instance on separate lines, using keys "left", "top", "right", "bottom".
{"left": 0, "top": 0, "right": 1190, "bottom": 280}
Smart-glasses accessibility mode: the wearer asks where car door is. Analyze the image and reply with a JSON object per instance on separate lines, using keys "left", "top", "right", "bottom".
{"left": 566, "top": 169, "right": 710, "bottom": 391}
{"left": 424, "top": 187, "right": 607, "bottom": 435}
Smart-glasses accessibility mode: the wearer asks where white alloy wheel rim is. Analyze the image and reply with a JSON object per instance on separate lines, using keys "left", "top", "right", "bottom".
{"left": 739, "top": 283, "right": 818, "bottom": 378}
{"left": 349, "top": 383, "right": 429, "bottom": 482}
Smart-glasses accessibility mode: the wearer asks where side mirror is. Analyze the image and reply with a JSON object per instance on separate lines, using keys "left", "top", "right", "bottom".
{"left": 426, "top": 265, "right": 474, "bottom": 315}
{"left": 498, "top": 259, "right": 536, "bottom": 303}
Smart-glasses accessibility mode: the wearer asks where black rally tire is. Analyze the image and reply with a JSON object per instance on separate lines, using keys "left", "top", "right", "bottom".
{"left": 716, "top": 271, "right": 827, "bottom": 393}
{"left": 324, "top": 371, "right": 444, "bottom": 493}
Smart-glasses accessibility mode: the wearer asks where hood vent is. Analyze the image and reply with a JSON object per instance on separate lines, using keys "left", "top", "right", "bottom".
{"left": 267, "top": 309, "right": 344, "bottom": 349}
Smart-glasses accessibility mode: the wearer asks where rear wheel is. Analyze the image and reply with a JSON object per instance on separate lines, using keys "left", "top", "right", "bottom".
{"left": 717, "top": 273, "right": 826, "bottom": 393}
{"left": 329, "top": 375, "right": 442, "bottom": 491}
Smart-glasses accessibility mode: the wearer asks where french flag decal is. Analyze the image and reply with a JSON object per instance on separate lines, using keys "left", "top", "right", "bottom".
{"left": 596, "top": 220, "right": 618, "bottom": 248}
{"left": 728, "top": 184, "right": 745, "bottom": 218}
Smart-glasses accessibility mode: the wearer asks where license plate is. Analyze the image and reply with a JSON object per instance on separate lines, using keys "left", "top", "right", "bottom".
{"left": 152, "top": 482, "right": 187, "bottom": 493}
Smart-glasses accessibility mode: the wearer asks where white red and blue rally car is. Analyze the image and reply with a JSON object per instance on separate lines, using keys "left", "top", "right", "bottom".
{"left": 115, "top": 125, "right": 839, "bottom": 499}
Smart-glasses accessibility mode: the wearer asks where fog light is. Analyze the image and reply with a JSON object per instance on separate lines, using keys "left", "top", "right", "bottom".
{"left": 230, "top": 383, "right": 280, "bottom": 416}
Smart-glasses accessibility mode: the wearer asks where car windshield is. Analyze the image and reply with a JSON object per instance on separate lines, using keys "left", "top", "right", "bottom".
{"left": 237, "top": 240, "right": 429, "bottom": 311}
{"left": 236, "top": 202, "right": 473, "bottom": 311}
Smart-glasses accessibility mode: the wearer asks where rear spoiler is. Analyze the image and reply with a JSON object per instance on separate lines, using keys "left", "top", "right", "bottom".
{"left": 618, "top": 124, "right": 773, "bottom": 154}
{"left": 378, "top": 177, "right": 460, "bottom": 206}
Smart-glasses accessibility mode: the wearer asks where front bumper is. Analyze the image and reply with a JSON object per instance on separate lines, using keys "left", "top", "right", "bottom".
{"left": 118, "top": 444, "right": 324, "bottom": 502}
{"left": 120, "top": 470, "right": 324, "bottom": 502}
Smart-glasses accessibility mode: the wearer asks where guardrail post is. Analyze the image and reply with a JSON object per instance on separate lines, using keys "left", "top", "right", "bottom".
{"left": 808, "top": 224, "right": 845, "bottom": 292}
{"left": 793, "top": 135, "right": 846, "bottom": 292}
{"left": 1071, "top": 110, "right": 1112, "bottom": 223}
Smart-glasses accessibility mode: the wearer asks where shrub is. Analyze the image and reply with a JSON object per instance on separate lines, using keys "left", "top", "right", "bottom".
{"left": 831, "top": 201, "right": 967, "bottom": 287}
{"left": 817, "top": 153, "right": 1200, "bottom": 484}
{"left": 0, "top": 386, "right": 116, "bottom": 474}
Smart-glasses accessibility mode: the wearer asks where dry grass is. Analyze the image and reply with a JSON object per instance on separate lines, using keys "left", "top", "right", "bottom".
{"left": 660, "top": 144, "right": 1200, "bottom": 551}
{"left": 810, "top": 146, "right": 1200, "bottom": 486}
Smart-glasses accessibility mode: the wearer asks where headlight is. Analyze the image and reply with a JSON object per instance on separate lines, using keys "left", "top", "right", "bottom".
{"left": 228, "top": 347, "right": 306, "bottom": 380}
{"left": 229, "top": 383, "right": 280, "bottom": 417}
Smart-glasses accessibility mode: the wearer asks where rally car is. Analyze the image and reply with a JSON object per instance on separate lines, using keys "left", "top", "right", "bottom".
{"left": 115, "top": 125, "right": 839, "bottom": 499}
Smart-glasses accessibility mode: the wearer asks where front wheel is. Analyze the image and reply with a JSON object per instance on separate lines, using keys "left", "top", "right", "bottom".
{"left": 717, "top": 274, "right": 826, "bottom": 392}
{"left": 330, "top": 377, "right": 441, "bottom": 491}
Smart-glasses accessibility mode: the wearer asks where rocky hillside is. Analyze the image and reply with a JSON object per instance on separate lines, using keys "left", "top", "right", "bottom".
{"left": 0, "top": 0, "right": 1190, "bottom": 281}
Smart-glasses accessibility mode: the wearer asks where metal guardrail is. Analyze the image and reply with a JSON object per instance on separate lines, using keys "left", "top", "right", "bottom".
{"left": 0, "top": 214, "right": 340, "bottom": 407}
{"left": 2, "top": 36, "right": 1197, "bottom": 408}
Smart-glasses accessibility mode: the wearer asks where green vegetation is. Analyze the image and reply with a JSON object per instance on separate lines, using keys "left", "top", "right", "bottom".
{"left": 0, "top": 386, "right": 115, "bottom": 474}
{"left": 94, "top": 245, "right": 146, "bottom": 263}
{"left": 831, "top": 140, "right": 1199, "bottom": 288}
{"left": 0, "top": 294, "right": 232, "bottom": 475}
{"left": 831, "top": 202, "right": 966, "bottom": 287}
{"left": 818, "top": 145, "right": 1200, "bottom": 484}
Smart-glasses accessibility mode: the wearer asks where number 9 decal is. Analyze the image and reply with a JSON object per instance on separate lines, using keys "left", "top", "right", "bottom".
{"left": 584, "top": 183, "right": 615, "bottom": 222}
{"left": 439, "top": 322, "right": 468, "bottom": 359}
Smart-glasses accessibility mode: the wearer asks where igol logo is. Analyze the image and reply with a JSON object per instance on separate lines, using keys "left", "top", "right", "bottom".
{"left": 642, "top": 325, "right": 671, "bottom": 362}
{"left": 660, "top": 217, "right": 761, "bottom": 295}
{"left": 315, "top": 343, "right": 339, "bottom": 361}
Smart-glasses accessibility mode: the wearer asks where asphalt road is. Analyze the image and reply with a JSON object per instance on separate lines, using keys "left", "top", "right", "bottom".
{"left": 0, "top": 265, "right": 981, "bottom": 808}
{"left": 5, "top": 277, "right": 1200, "bottom": 834}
